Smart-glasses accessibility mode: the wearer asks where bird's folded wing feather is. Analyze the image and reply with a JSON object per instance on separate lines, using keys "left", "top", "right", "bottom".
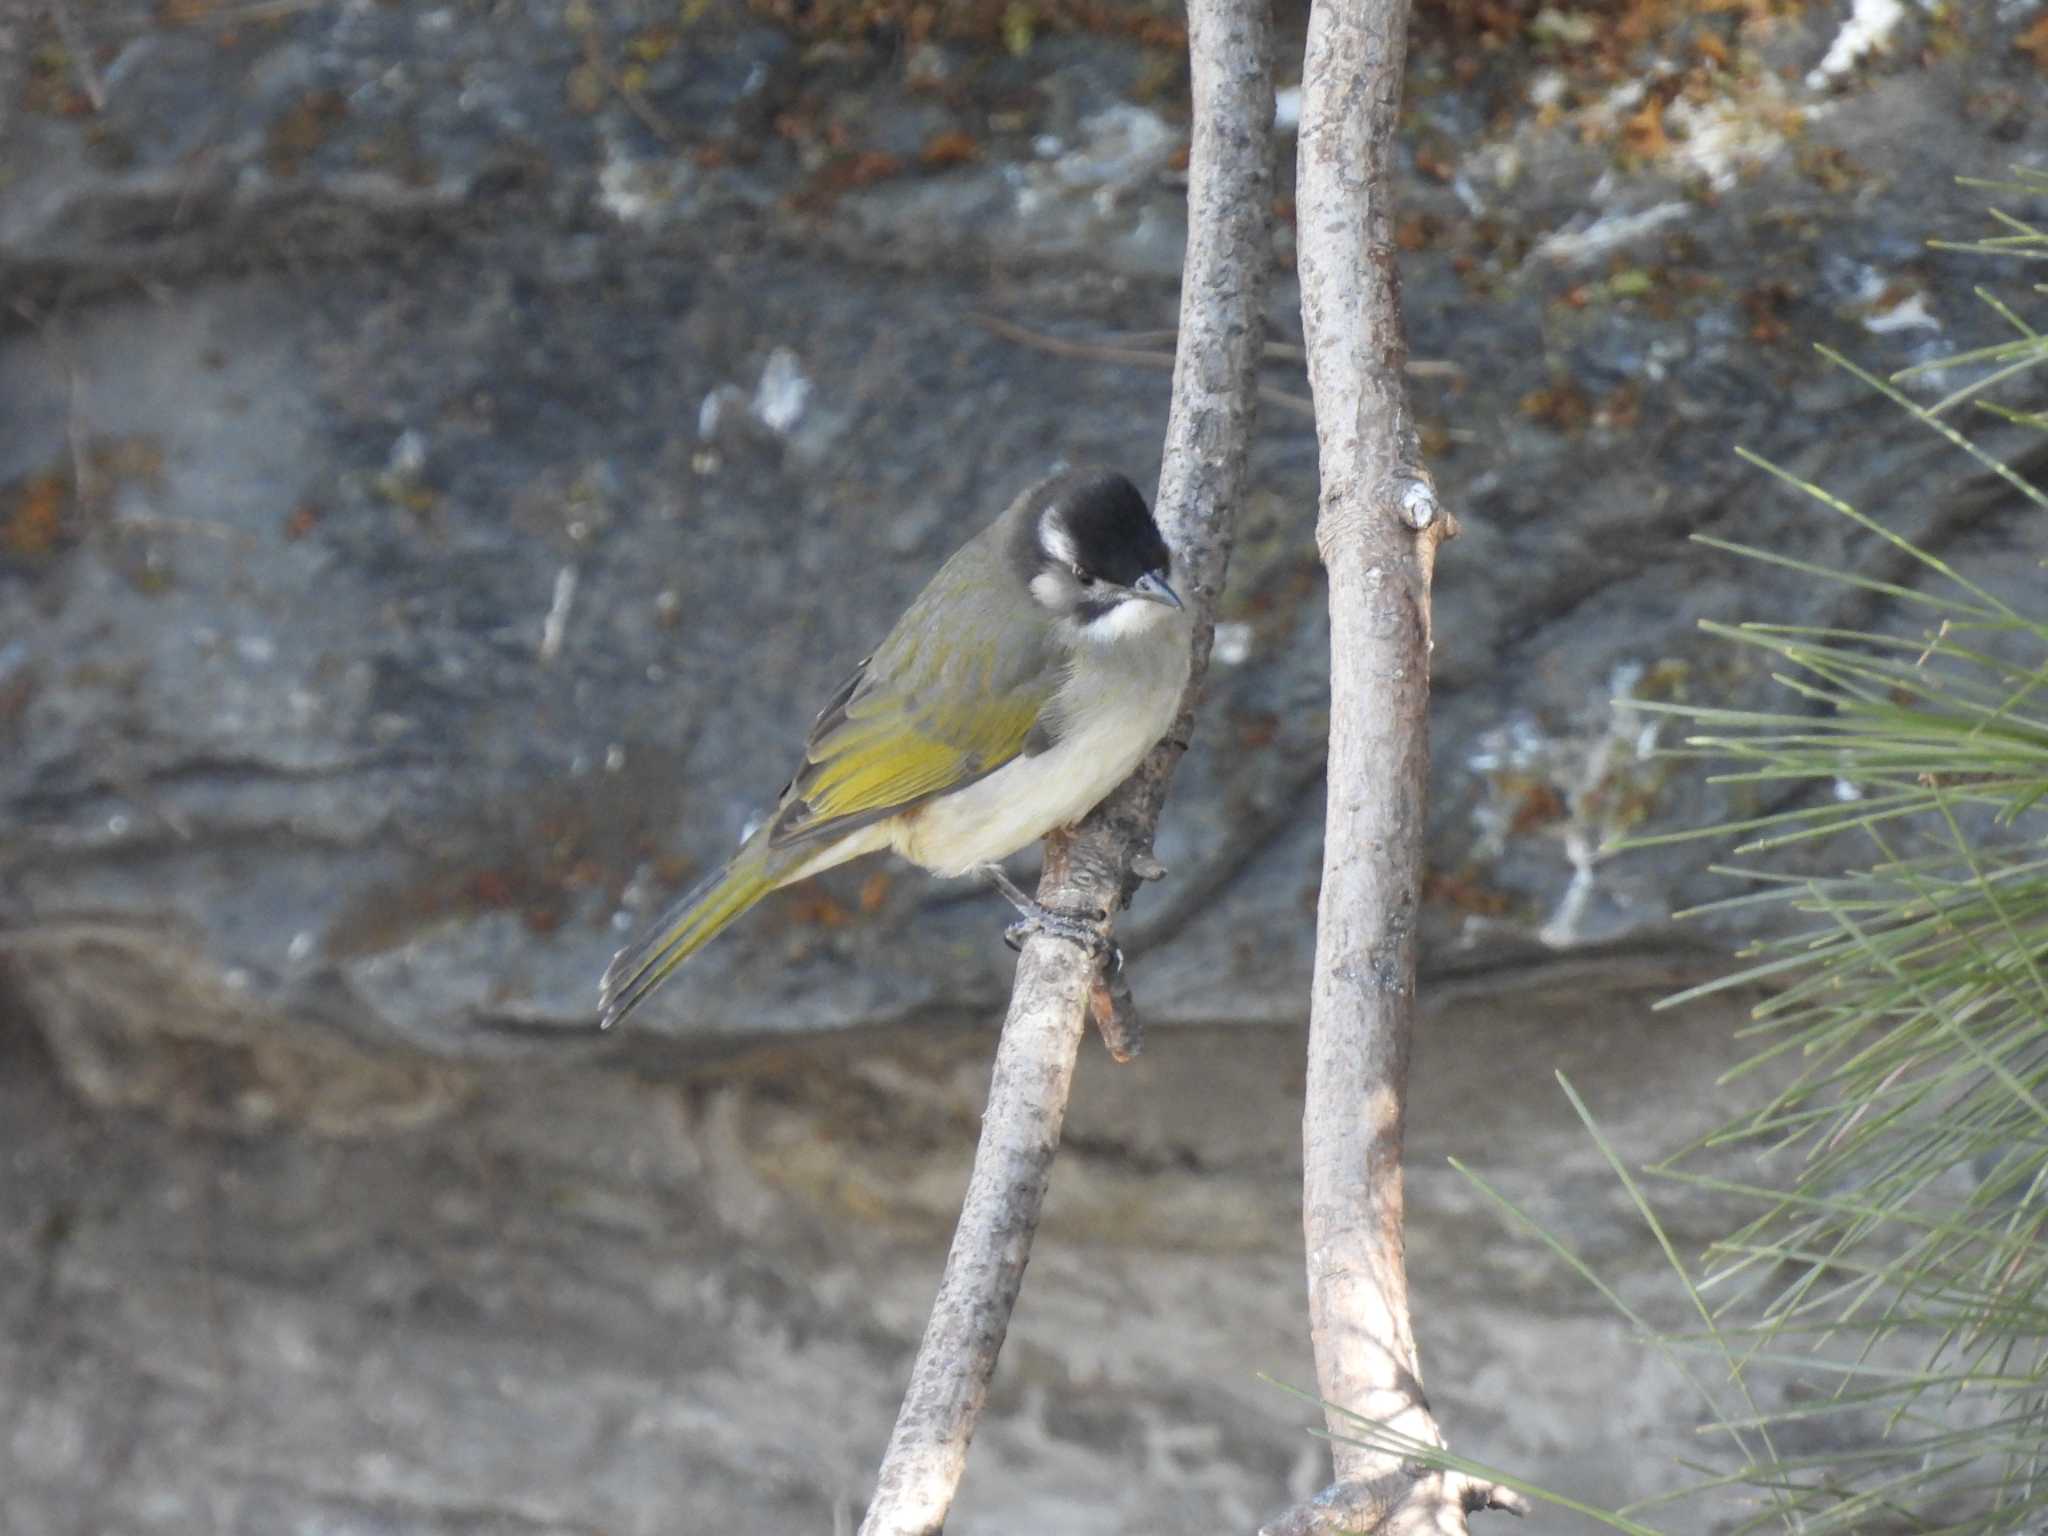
{"left": 768, "top": 589, "right": 1061, "bottom": 850}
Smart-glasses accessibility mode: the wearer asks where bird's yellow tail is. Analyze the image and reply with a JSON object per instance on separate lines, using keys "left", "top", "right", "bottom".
{"left": 599, "top": 848, "right": 784, "bottom": 1028}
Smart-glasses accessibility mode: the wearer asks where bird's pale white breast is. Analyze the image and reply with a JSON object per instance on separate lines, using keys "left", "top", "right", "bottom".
{"left": 886, "top": 603, "right": 1191, "bottom": 878}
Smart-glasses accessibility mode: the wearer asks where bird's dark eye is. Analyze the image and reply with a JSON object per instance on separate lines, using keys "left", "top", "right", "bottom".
{"left": 1074, "top": 569, "right": 1097, "bottom": 588}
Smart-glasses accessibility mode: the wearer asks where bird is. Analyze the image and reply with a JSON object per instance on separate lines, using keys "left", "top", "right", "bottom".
{"left": 598, "top": 468, "right": 1194, "bottom": 1029}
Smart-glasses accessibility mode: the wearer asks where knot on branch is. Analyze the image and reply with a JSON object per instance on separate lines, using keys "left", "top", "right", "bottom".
{"left": 1313, "top": 470, "right": 1456, "bottom": 560}
{"left": 1392, "top": 476, "right": 1438, "bottom": 532}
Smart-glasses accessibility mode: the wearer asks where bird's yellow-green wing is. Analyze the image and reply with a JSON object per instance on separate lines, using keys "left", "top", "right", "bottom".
{"left": 767, "top": 575, "right": 1061, "bottom": 851}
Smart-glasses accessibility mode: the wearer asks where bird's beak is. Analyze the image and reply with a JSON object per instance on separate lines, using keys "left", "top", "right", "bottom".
{"left": 1132, "top": 569, "right": 1184, "bottom": 609}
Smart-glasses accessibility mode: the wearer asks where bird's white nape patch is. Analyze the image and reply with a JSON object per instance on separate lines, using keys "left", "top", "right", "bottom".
{"left": 1037, "top": 507, "right": 1080, "bottom": 571}
{"left": 1078, "top": 594, "right": 1176, "bottom": 645}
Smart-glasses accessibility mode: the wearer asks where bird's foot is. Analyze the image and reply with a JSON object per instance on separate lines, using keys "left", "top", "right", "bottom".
{"left": 981, "top": 863, "right": 1120, "bottom": 968}
{"left": 1003, "top": 902, "right": 1121, "bottom": 971}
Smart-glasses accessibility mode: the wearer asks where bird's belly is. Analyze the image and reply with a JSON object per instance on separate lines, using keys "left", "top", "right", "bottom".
{"left": 889, "top": 674, "right": 1180, "bottom": 879}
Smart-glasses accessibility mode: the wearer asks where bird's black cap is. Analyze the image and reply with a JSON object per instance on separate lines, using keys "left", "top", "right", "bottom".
{"left": 1041, "top": 471, "right": 1171, "bottom": 586}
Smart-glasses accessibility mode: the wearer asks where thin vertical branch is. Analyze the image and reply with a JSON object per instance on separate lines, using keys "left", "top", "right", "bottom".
{"left": 1298, "top": 0, "right": 1438, "bottom": 1468}
{"left": 1263, "top": 0, "right": 1523, "bottom": 1531}
{"left": 854, "top": 834, "right": 1101, "bottom": 1536}
{"left": 854, "top": 1, "right": 1275, "bottom": 1531}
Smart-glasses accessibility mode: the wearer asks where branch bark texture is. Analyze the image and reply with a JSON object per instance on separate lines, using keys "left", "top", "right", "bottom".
{"left": 1297, "top": 0, "right": 1436, "bottom": 1454}
{"left": 854, "top": 3, "right": 1275, "bottom": 1532}
{"left": 1271, "top": 0, "right": 1519, "bottom": 1531}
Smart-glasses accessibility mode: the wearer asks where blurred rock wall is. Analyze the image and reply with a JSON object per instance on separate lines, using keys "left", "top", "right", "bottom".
{"left": 2, "top": 1, "right": 2043, "bottom": 1530}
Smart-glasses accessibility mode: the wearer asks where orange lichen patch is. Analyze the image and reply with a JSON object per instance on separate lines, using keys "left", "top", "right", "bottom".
{"left": 772, "top": 99, "right": 821, "bottom": 142}
{"left": 1423, "top": 0, "right": 1530, "bottom": 52}
{"left": 1395, "top": 211, "right": 1439, "bottom": 252}
{"left": 0, "top": 436, "right": 163, "bottom": 567}
{"left": 466, "top": 869, "right": 518, "bottom": 908}
{"left": 466, "top": 867, "right": 568, "bottom": 934}
{"left": 1580, "top": 769, "right": 1665, "bottom": 836}
{"left": 748, "top": 0, "right": 1185, "bottom": 53}
{"left": 796, "top": 150, "right": 907, "bottom": 207}
{"left": 919, "top": 130, "right": 981, "bottom": 168}
{"left": 1235, "top": 711, "right": 1280, "bottom": 750}
{"left": 372, "top": 471, "right": 440, "bottom": 516}
{"left": 1236, "top": 559, "right": 1320, "bottom": 618}
{"left": 330, "top": 859, "right": 574, "bottom": 951}
{"left": 565, "top": 62, "right": 605, "bottom": 114}
{"left": 2018, "top": 13, "right": 2048, "bottom": 71}
{"left": 1762, "top": 98, "right": 1808, "bottom": 139}
{"left": 283, "top": 502, "right": 322, "bottom": 540}
{"left": 90, "top": 435, "right": 166, "bottom": 487}
{"left": 1619, "top": 93, "right": 1671, "bottom": 161}
{"left": 265, "top": 89, "right": 348, "bottom": 176}
{"left": 1128, "top": 13, "right": 1187, "bottom": 50}
{"left": 1422, "top": 867, "right": 1515, "bottom": 918}
{"left": 1594, "top": 380, "right": 1642, "bottom": 432}
{"left": 1412, "top": 140, "right": 1457, "bottom": 182}
{"left": 1861, "top": 278, "right": 1925, "bottom": 326}
{"left": 1794, "top": 142, "right": 1869, "bottom": 194}
{"left": 1500, "top": 776, "right": 1570, "bottom": 836}
{"left": 22, "top": 30, "right": 94, "bottom": 117}
{"left": 652, "top": 853, "right": 696, "bottom": 889}
{"left": 857, "top": 871, "right": 893, "bottom": 914}
{"left": 1635, "top": 658, "right": 1693, "bottom": 700}
{"left": 1741, "top": 279, "right": 1796, "bottom": 344}
{"left": 1520, "top": 382, "right": 1593, "bottom": 434}
{"left": 625, "top": 25, "right": 681, "bottom": 62}
{"left": 556, "top": 857, "right": 604, "bottom": 890}
{"left": 1409, "top": 0, "right": 1824, "bottom": 185}
{"left": 0, "top": 659, "right": 35, "bottom": 726}
{"left": 3, "top": 473, "right": 71, "bottom": 560}
{"left": 782, "top": 880, "right": 855, "bottom": 928}
{"left": 325, "top": 769, "right": 700, "bottom": 962}
{"left": 1135, "top": 39, "right": 1188, "bottom": 96}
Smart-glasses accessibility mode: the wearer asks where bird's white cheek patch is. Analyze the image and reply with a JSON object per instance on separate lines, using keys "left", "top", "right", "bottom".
{"left": 1081, "top": 598, "right": 1174, "bottom": 645}
{"left": 1029, "top": 572, "right": 1067, "bottom": 609}
{"left": 1037, "top": 509, "right": 1079, "bottom": 571}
